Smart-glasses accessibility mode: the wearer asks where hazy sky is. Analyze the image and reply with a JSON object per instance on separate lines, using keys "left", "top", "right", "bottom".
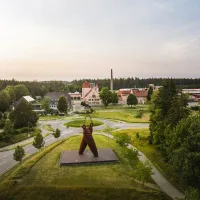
{"left": 0, "top": 0, "right": 200, "bottom": 81}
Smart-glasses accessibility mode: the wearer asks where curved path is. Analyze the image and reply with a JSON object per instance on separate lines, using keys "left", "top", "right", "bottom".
{"left": 0, "top": 118, "right": 184, "bottom": 199}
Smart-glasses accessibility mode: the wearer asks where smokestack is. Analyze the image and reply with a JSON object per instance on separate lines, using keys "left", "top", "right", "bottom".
{"left": 110, "top": 69, "right": 113, "bottom": 92}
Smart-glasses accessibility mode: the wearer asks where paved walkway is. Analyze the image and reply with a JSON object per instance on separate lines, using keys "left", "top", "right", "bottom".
{"left": 98, "top": 132, "right": 184, "bottom": 200}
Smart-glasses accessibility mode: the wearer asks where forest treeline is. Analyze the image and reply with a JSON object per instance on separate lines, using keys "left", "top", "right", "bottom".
{"left": 0, "top": 77, "right": 200, "bottom": 97}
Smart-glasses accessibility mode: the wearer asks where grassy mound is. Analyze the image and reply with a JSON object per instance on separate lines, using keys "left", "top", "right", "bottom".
{"left": 0, "top": 135, "right": 170, "bottom": 200}
{"left": 64, "top": 119, "right": 103, "bottom": 127}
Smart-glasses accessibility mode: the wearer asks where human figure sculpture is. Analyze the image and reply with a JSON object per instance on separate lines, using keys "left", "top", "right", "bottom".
{"left": 79, "top": 123, "right": 98, "bottom": 157}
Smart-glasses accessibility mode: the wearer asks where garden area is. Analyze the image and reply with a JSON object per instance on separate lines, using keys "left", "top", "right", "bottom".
{"left": 0, "top": 135, "right": 170, "bottom": 200}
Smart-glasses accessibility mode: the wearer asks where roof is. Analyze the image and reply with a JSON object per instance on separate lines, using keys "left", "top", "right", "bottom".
{"left": 23, "top": 96, "right": 35, "bottom": 102}
{"left": 132, "top": 90, "right": 148, "bottom": 97}
{"left": 82, "top": 82, "right": 90, "bottom": 88}
{"left": 45, "top": 92, "right": 71, "bottom": 105}
{"left": 117, "top": 89, "right": 148, "bottom": 97}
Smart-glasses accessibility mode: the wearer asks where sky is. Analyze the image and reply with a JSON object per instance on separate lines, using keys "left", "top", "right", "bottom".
{"left": 0, "top": 0, "right": 200, "bottom": 81}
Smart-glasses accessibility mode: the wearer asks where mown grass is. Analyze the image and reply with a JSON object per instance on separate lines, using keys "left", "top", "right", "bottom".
{"left": 64, "top": 119, "right": 104, "bottom": 127}
{"left": 112, "top": 129, "right": 184, "bottom": 192}
{"left": 0, "top": 128, "right": 41, "bottom": 148}
{"left": 43, "top": 124, "right": 54, "bottom": 132}
{"left": 0, "top": 135, "right": 170, "bottom": 200}
{"left": 91, "top": 110, "right": 149, "bottom": 123}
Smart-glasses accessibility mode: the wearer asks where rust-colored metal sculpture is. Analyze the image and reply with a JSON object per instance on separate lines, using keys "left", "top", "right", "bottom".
{"left": 79, "top": 122, "right": 98, "bottom": 157}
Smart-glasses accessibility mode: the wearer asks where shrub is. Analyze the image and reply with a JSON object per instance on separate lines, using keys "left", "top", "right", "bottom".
{"left": 136, "top": 132, "right": 140, "bottom": 139}
{"left": 123, "top": 148, "right": 138, "bottom": 160}
{"left": 190, "top": 106, "right": 199, "bottom": 111}
{"left": 114, "top": 133, "right": 131, "bottom": 147}
{"left": 135, "top": 110, "right": 143, "bottom": 118}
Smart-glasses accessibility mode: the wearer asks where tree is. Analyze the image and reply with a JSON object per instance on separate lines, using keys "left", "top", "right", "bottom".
{"left": 9, "top": 99, "right": 39, "bottom": 128}
{"left": 135, "top": 161, "right": 154, "bottom": 186}
{"left": 57, "top": 96, "right": 68, "bottom": 113}
{"left": 168, "top": 114, "right": 200, "bottom": 187}
{"left": 114, "top": 132, "right": 131, "bottom": 147}
{"left": 127, "top": 93, "right": 138, "bottom": 106}
{"left": 177, "top": 187, "right": 200, "bottom": 200}
{"left": 99, "top": 87, "right": 113, "bottom": 107}
{"left": 5, "top": 85, "right": 16, "bottom": 103}
{"left": 33, "top": 133, "right": 45, "bottom": 149}
{"left": 149, "top": 79, "right": 177, "bottom": 146}
{"left": 3, "top": 120, "right": 14, "bottom": 136}
{"left": 112, "top": 92, "right": 118, "bottom": 104}
{"left": 0, "top": 90, "right": 10, "bottom": 112}
{"left": 13, "top": 146, "right": 25, "bottom": 163}
{"left": 147, "top": 86, "right": 153, "bottom": 101}
{"left": 14, "top": 84, "right": 29, "bottom": 100}
{"left": 53, "top": 128, "right": 61, "bottom": 139}
{"left": 41, "top": 96, "right": 51, "bottom": 114}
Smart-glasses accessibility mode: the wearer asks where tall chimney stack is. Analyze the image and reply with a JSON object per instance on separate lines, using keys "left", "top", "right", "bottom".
{"left": 110, "top": 69, "right": 113, "bottom": 92}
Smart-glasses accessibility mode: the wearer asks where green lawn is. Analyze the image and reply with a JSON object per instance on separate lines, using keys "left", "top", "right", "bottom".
{"left": 0, "top": 135, "right": 170, "bottom": 200}
{"left": 64, "top": 119, "right": 104, "bottom": 127}
{"left": 0, "top": 128, "right": 41, "bottom": 148}
{"left": 91, "top": 110, "right": 150, "bottom": 123}
{"left": 112, "top": 129, "right": 184, "bottom": 192}
{"left": 43, "top": 124, "right": 54, "bottom": 132}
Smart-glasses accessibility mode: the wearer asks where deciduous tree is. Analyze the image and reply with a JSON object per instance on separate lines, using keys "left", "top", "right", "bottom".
{"left": 53, "top": 128, "right": 61, "bottom": 139}
{"left": 99, "top": 87, "right": 113, "bottom": 107}
{"left": 33, "top": 133, "right": 45, "bottom": 149}
{"left": 135, "top": 161, "right": 154, "bottom": 186}
{"left": 112, "top": 92, "right": 118, "bottom": 104}
{"left": 57, "top": 96, "right": 68, "bottom": 113}
{"left": 14, "top": 84, "right": 29, "bottom": 100}
{"left": 0, "top": 90, "right": 10, "bottom": 112}
{"left": 9, "top": 99, "right": 38, "bottom": 128}
{"left": 41, "top": 96, "right": 51, "bottom": 114}
{"left": 127, "top": 93, "right": 138, "bottom": 106}
{"left": 13, "top": 146, "right": 25, "bottom": 163}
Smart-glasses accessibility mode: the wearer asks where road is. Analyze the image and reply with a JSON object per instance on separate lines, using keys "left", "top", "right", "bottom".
{"left": 0, "top": 119, "right": 148, "bottom": 176}
{"left": 0, "top": 119, "right": 184, "bottom": 199}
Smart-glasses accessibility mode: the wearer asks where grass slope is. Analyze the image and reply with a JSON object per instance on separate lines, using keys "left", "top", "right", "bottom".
{"left": 64, "top": 119, "right": 103, "bottom": 127}
{"left": 112, "top": 128, "right": 183, "bottom": 191}
{"left": 0, "top": 135, "right": 170, "bottom": 200}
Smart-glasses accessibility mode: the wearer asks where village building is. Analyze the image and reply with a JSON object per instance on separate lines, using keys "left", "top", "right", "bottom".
{"left": 44, "top": 92, "right": 71, "bottom": 110}
{"left": 82, "top": 82, "right": 101, "bottom": 105}
{"left": 117, "top": 89, "right": 148, "bottom": 104}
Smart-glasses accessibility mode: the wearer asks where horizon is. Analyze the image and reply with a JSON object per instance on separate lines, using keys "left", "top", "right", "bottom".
{"left": 1, "top": 0, "right": 200, "bottom": 80}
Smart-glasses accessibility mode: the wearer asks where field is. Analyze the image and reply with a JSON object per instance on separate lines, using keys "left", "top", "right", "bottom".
{"left": 64, "top": 119, "right": 104, "bottom": 127}
{"left": 0, "top": 135, "right": 170, "bottom": 200}
{"left": 91, "top": 105, "right": 150, "bottom": 123}
{"left": 112, "top": 129, "right": 183, "bottom": 191}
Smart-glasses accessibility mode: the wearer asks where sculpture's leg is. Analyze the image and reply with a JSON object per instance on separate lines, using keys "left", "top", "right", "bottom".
{"left": 79, "top": 137, "right": 87, "bottom": 155}
{"left": 84, "top": 133, "right": 98, "bottom": 157}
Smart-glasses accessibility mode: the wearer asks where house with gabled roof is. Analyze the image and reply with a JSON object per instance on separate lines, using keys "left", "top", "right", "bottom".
{"left": 82, "top": 82, "right": 101, "bottom": 105}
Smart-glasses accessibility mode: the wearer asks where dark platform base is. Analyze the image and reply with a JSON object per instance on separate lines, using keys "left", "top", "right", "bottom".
{"left": 59, "top": 148, "right": 119, "bottom": 166}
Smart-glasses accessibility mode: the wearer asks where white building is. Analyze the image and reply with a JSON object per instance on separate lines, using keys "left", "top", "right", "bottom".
{"left": 82, "top": 82, "right": 101, "bottom": 105}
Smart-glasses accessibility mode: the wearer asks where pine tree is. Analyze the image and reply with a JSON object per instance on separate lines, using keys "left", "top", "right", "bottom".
{"left": 147, "top": 86, "right": 153, "bottom": 101}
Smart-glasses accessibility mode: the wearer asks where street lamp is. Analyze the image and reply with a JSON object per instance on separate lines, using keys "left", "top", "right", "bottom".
{"left": 28, "top": 122, "right": 30, "bottom": 138}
